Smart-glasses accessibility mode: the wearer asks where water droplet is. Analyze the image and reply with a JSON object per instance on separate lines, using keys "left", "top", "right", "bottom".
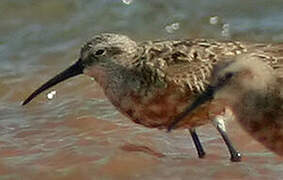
{"left": 47, "top": 90, "right": 56, "bottom": 100}
{"left": 85, "top": 136, "right": 93, "bottom": 140}
{"left": 165, "top": 22, "right": 180, "bottom": 33}
{"left": 122, "top": 0, "right": 132, "bottom": 5}
{"left": 221, "top": 23, "right": 230, "bottom": 37}
{"left": 209, "top": 16, "right": 219, "bottom": 25}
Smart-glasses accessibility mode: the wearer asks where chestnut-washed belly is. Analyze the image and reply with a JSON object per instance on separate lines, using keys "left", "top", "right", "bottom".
{"left": 107, "top": 88, "right": 216, "bottom": 129}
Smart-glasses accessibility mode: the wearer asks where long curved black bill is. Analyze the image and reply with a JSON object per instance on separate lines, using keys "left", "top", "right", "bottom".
{"left": 167, "top": 86, "right": 215, "bottom": 132}
{"left": 22, "top": 59, "right": 84, "bottom": 105}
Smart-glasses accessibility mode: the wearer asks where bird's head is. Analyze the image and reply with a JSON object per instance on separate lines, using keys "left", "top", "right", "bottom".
{"left": 22, "top": 33, "right": 138, "bottom": 105}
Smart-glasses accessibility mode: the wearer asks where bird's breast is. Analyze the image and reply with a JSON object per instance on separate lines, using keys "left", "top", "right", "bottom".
{"left": 105, "top": 86, "right": 216, "bottom": 129}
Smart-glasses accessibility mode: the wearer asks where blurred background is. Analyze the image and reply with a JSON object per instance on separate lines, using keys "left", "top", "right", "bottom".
{"left": 1, "top": 0, "right": 283, "bottom": 179}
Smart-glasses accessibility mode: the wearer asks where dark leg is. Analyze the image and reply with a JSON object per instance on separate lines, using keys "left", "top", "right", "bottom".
{"left": 213, "top": 118, "right": 241, "bottom": 162}
{"left": 189, "top": 128, "right": 206, "bottom": 158}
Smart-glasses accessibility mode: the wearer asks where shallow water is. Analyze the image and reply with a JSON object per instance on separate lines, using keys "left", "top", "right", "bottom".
{"left": 1, "top": 0, "right": 283, "bottom": 179}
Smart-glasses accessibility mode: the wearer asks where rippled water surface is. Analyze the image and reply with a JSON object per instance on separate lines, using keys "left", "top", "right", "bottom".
{"left": 1, "top": 0, "right": 283, "bottom": 179}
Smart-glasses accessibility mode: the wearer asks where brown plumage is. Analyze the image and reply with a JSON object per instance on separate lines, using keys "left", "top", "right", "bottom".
{"left": 22, "top": 33, "right": 283, "bottom": 161}
{"left": 168, "top": 54, "right": 283, "bottom": 156}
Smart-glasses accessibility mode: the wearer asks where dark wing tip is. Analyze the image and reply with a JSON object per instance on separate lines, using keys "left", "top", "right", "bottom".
{"left": 167, "top": 86, "right": 215, "bottom": 132}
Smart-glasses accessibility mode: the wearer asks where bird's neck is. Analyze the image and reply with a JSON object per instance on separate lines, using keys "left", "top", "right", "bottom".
{"left": 232, "top": 86, "right": 282, "bottom": 126}
{"left": 85, "top": 61, "right": 146, "bottom": 95}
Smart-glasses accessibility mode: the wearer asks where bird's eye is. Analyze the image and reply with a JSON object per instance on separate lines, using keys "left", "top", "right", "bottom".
{"left": 224, "top": 72, "right": 234, "bottom": 80}
{"left": 217, "top": 72, "right": 234, "bottom": 86}
{"left": 95, "top": 49, "right": 105, "bottom": 56}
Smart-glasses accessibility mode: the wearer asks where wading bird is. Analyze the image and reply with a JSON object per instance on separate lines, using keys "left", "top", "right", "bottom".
{"left": 168, "top": 54, "right": 283, "bottom": 156}
{"left": 23, "top": 33, "right": 283, "bottom": 161}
